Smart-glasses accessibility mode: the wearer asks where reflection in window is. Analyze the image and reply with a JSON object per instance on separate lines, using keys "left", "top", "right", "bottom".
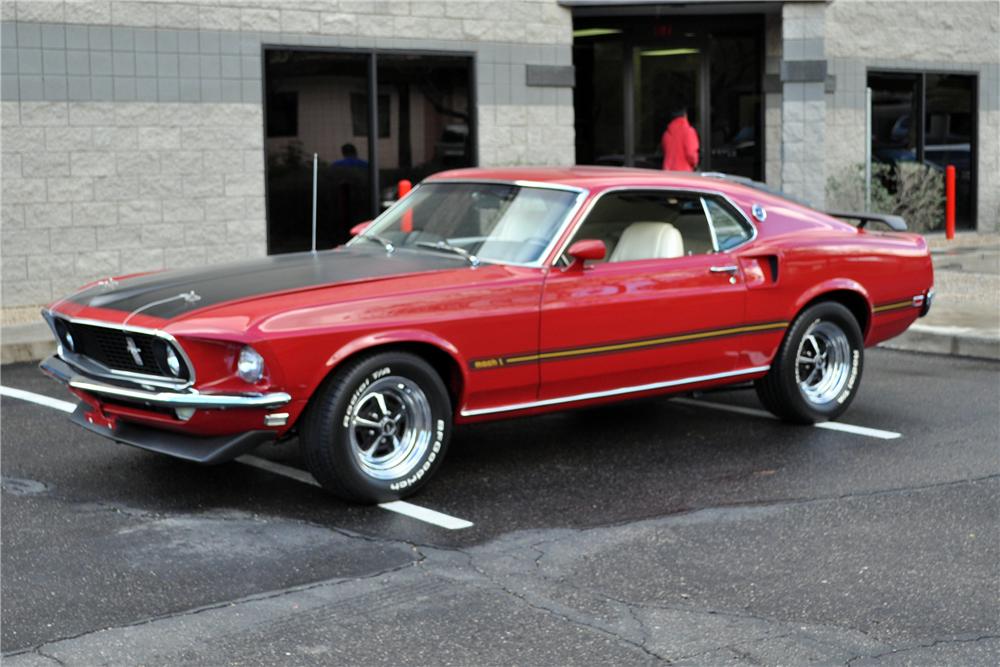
{"left": 704, "top": 197, "right": 753, "bottom": 251}
{"left": 376, "top": 55, "right": 474, "bottom": 213}
{"left": 924, "top": 74, "right": 975, "bottom": 226}
{"left": 264, "top": 49, "right": 474, "bottom": 254}
{"left": 870, "top": 72, "right": 919, "bottom": 166}
{"left": 350, "top": 93, "right": 390, "bottom": 138}
{"left": 358, "top": 183, "right": 579, "bottom": 265}
{"left": 266, "top": 92, "right": 298, "bottom": 137}
{"left": 869, "top": 71, "right": 976, "bottom": 229}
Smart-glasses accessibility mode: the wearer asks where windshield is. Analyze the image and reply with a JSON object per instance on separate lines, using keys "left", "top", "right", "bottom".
{"left": 352, "top": 182, "right": 581, "bottom": 265}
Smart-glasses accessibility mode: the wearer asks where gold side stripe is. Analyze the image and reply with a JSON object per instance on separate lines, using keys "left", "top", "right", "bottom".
{"left": 873, "top": 299, "right": 914, "bottom": 313}
{"left": 471, "top": 321, "right": 789, "bottom": 370}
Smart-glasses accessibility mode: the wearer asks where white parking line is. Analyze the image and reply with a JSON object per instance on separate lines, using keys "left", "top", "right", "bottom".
{"left": 237, "top": 455, "right": 473, "bottom": 530}
{"left": 377, "top": 501, "right": 475, "bottom": 531}
{"left": 811, "top": 421, "right": 902, "bottom": 439}
{"left": 0, "top": 385, "right": 474, "bottom": 531}
{"left": 0, "top": 385, "right": 76, "bottom": 413}
{"left": 235, "top": 454, "right": 320, "bottom": 487}
{"left": 672, "top": 397, "right": 902, "bottom": 440}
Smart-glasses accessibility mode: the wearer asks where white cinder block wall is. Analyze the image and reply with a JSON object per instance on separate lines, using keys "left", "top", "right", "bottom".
{"left": 2, "top": 100, "right": 267, "bottom": 307}
{"left": 0, "top": 0, "right": 576, "bottom": 308}
{"left": 2, "top": 1, "right": 997, "bottom": 312}
{"left": 823, "top": 0, "right": 1000, "bottom": 228}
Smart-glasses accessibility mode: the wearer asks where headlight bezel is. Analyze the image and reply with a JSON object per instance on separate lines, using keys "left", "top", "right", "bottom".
{"left": 153, "top": 339, "right": 191, "bottom": 381}
{"left": 53, "top": 318, "right": 76, "bottom": 353}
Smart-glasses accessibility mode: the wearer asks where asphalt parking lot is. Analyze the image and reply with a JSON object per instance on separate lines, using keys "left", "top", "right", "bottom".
{"left": 2, "top": 348, "right": 998, "bottom": 665}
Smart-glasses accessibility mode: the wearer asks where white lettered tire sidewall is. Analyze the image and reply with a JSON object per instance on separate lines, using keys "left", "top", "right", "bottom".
{"left": 301, "top": 352, "right": 452, "bottom": 503}
{"left": 756, "top": 301, "right": 864, "bottom": 424}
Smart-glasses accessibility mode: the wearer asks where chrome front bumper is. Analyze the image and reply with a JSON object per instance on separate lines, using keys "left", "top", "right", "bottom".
{"left": 40, "top": 355, "right": 292, "bottom": 410}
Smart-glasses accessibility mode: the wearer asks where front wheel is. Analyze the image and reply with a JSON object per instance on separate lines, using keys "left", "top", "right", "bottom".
{"left": 300, "top": 352, "right": 452, "bottom": 503}
{"left": 755, "top": 302, "right": 864, "bottom": 423}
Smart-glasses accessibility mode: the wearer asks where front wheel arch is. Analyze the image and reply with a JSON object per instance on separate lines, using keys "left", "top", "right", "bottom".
{"left": 303, "top": 338, "right": 466, "bottom": 427}
{"left": 299, "top": 349, "right": 454, "bottom": 502}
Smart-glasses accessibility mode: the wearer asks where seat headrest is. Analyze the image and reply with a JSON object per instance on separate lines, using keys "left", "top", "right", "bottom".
{"left": 609, "top": 222, "right": 685, "bottom": 262}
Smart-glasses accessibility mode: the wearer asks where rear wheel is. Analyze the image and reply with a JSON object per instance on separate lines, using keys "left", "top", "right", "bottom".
{"left": 300, "top": 351, "right": 452, "bottom": 503}
{"left": 756, "top": 302, "right": 864, "bottom": 423}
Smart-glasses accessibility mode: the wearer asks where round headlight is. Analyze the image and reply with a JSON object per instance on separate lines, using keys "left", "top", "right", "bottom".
{"left": 164, "top": 346, "right": 181, "bottom": 377}
{"left": 153, "top": 339, "right": 189, "bottom": 380}
{"left": 237, "top": 346, "right": 265, "bottom": 383}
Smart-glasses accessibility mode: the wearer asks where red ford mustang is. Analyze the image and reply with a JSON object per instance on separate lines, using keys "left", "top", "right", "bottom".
{"left": 41, "top": 167, "right": 933, "bottom": 502}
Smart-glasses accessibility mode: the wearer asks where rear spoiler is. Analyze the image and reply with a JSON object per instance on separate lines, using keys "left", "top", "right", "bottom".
{"left": 827, "top": 211, "right": 908, "bottom": 232}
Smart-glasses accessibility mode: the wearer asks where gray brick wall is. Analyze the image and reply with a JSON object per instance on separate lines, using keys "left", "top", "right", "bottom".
{"left": 779, "top": 1, "right": 827, "bottom": 209}
{"left": 0, "top": 1, "right": 575, "bottom": 308}
{"left": 823, "top": 0, "right": 1000, "bottom": 231}
{"left": 1, "top": 100, "right": 267, "bottom": 307}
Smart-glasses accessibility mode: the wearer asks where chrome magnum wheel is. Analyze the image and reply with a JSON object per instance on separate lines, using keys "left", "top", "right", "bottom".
{"left": 756, "top": 301, "right": 864, "bottom": 423}
{"left": 348, "top": 376, "right": 434, "bottom": 482}
{"left": 300, "top": 352, "right": 452, "bottom": 503}
{"left": 795, "top": 320, "right": 853, "bottom": 406}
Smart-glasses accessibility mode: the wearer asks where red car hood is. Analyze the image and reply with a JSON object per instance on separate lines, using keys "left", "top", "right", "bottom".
{"left": 54, "top": 245, "right": 470, "bottom": 325}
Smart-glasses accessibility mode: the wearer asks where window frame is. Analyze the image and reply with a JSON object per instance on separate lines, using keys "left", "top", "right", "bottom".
{"left": 867, "top": 67, "right": 979, "bottom": 229}
{"left": 261, "top": 45, "right": 480, "bottom": 254}
{"left": 701, "top": 194, "right": 755, "bottom": 252}
{"left": 553, "top": 186, "right": 758, "bottom": 267}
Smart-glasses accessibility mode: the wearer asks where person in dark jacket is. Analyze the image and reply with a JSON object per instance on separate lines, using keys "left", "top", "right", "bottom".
{"left": 661, "top": 107, "right": 700, "bottom": 172}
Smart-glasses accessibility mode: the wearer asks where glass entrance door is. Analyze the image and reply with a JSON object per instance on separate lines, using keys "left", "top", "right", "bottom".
{"left": 633, "top": 46, "right": 703, "bottom": 170}
{"left": 573, "top": 15, "right": 763, "bottom": 179}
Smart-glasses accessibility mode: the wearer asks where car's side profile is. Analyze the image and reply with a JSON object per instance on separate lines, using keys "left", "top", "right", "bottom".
{"left": 41, "top": 167, "right": 933, "bottom": 503}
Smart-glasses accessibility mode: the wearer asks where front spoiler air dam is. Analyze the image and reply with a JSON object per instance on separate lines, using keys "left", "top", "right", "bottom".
{"left": 40, "top": 356, "right": 291, "bottom": 410}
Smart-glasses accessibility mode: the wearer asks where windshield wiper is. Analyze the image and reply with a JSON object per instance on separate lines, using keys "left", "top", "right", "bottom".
{"left": 358, "top": 233, "right": 395, "bottom": 254}
{"left": 414, "top": 241, "right": 480, "bottom": 267}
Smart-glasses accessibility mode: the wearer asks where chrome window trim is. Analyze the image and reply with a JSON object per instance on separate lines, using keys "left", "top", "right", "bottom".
{"left": 549, "top": 185, "right": 760, "bottom": 265}
{"left": 460, "top": 365, "right": 770, "bottom": 417}
{"left": 348, "top": 179, "right": 590, "bottom": 269}
{"left": 700, "top": 196, "right": 722, "bottom": 252}
{"left": 42, "top": 309, "right": 197, "bottom": 390}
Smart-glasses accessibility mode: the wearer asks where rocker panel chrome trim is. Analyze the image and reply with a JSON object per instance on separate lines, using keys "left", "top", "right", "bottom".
{"left": 460, "top": 365, "right": 771, "bottom": 417}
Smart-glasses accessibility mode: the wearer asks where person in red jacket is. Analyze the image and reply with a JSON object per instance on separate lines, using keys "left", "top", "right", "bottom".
{"left": 661, "top": 107, "right": 700, "bottom": 171}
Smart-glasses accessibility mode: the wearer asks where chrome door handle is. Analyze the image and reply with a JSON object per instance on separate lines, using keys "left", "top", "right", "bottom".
{"left": 709, "top": 265, "right": 739, "bottom": 273}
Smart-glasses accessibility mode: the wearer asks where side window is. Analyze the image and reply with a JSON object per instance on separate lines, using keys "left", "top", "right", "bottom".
{"left": 703, "top": 197, "right": 754, "bottom": 251}
{"left": 561, "top": 190, "right": 718, "bottom": 264}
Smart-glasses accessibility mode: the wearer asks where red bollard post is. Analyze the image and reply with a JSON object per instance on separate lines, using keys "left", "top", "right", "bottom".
{"left": 399, "top": 179, "right": 413, "bottom": 232}
{"left": 945, "top": 165, "right": 956, "bottom": 240}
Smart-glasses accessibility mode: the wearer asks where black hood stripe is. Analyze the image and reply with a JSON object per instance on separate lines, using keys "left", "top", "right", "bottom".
{"left": 69, "top": 246, "right": 465, "bottom": 320}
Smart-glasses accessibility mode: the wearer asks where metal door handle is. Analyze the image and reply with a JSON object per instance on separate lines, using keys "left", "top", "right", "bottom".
{"left": 709, "top": 265, "right": 739, "bottom": 273}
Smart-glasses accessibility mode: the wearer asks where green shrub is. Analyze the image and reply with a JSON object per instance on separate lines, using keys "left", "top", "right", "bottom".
{"left": 826, "top": 162, "right": 944, "bottom": 233}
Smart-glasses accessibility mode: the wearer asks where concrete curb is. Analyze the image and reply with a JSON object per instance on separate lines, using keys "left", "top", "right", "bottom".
{"left": 1, "top": 323, "right": 56, "bottom": 366}
{"left": 877, "top": 323, "right": 1000, "bottom": 361}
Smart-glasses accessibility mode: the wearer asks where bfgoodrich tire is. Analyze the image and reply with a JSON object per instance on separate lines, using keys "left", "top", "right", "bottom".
{"left": 300, "top": 352, "right": 452, "bottom": 503}
{"left": 755, "top": 302, "right": 864, "bottom": 424}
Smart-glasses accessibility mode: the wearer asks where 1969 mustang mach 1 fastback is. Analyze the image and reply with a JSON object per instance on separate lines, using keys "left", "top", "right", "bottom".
{"left": 41, "top": 167, "right": 933, "bottom": 502}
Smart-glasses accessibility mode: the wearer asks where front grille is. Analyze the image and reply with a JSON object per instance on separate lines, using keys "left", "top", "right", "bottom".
{"left": 67, "top": 322, "right": 166, "bottom": 377}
